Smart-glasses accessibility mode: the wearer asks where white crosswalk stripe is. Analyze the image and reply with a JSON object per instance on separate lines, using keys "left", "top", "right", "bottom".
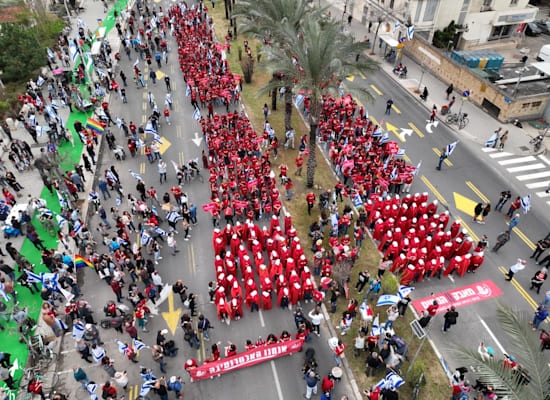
{"left": 481, "top": 147, "right": 550, "bottom": 205}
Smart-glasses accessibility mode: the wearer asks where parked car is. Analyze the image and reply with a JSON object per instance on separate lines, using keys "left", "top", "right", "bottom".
{"left": 536, "top": 20, "right": 550, "bottom": 35}
{"left": 525, "top": 22, "right": 542, "bottom": 36}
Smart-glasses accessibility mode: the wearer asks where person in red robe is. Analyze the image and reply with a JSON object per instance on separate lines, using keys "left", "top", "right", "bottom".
{"left": 262, "top": 291, "right": 272, "bottom": 310}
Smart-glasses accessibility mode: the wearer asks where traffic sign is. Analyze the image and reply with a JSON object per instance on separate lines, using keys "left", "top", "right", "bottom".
{"left": 462, "top": 90, "right": 470, "bottom": 97}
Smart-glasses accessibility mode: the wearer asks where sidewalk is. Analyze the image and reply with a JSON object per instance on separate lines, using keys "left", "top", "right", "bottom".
{"left": 323, "top": 0, "right": 546, "bottom": 156}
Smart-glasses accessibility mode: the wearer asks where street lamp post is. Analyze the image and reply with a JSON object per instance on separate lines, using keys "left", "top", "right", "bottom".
{"left": 512, "top": 66, "right": 528, "bottom": 98}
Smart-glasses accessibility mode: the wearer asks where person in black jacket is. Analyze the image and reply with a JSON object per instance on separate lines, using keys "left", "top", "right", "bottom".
{"left": 443, "top": 306, "right": 459, "bottom": 333}
{"left": 365, "top": 352, "right": 380, "bottom": 377}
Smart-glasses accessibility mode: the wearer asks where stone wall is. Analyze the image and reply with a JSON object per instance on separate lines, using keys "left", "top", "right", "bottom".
{"left": 403, "top": 36, "right": 550, "bottom": 122}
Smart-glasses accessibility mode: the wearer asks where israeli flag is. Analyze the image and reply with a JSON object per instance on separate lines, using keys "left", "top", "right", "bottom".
{"left": 24, "top": 270, "right": 42, "bottom": 284}
{"left": 73, "top": 220, "right": 82, "bottom": 235}
{"left": 445, "top": 140, "right": 458, "bottom": 156}
{"left": 45, "top": 106, "right": 57, "bottom": 120}
{"left": 383, "top": 372, "right": 405, "bottom": 390}
{"left": 35, "top": 96, "right": 43, "bottom": 107}
{"left": 86, "top": 383, "right": 97, "bottom": 396}
{"left": 140, "top": 369, "right": 156, "bottom": 382}
{"left": 57, "top": 191, "right": 68, "bottom": 208}
{"left": 397, "top": 285, "right": 414, "bottom": 299}
{"left": 396, "top": 148, "right": 405, "bottom": 156}
{"left": 193, "top": 107, "right": 201, "bottom": 121}
{"left": 145, "top": 121, "right": 157, "bottom": 135}
{"left": 171, "top": 160, "right": 179, "bottom": 173}
{"left": 129, "top": 169, "right": 143, "bottom": 181}
{"left": 376, "top": 294, "right": 400, "bottom": 306}
{"left": 57, "top": 116, "right": 64, "bottom": 129}
{"left": 116, "top": 339, "right": 128, "bottom": 354}
{"left": 106, "top": 169, "right": 118, "bottom": 182}
{"left": 379, "top": 132, "right": 390, "bottom": 144}
{"left": 186, "top": 85, "right": 191, "bottom": 97}
{"left": 0, "top": 283, "right": 11, "bottom": 302}
{"left": 153, "top": 226, "right": 168, "bottom": 236}
{"left": 96, "top": 68, "right": 107, "bottom": 79}
{"left": 383, "top": 157, "right": 390, "bottom": 171}
{"left": 85, "top": 52, "right": 93, "bottom": 70}
{"left": 406, "top": 25, "right": 415, "bottom": 40}
{"left": 520, "top": 194, "right": 531, "bottom": 214}
{"left": 47, "top": 48, "right": 55, "bottom": 59}
{"left": 51, "top": 100, "right": 60, "bottom": 110}
{"left": 167, "top": 210, "right": 183, "bottom": 223}
{"left": 150, "top": 17, "right": 157, "bottom": 29}
{"left": 42, "top": 272, "right": 59, "bottom": 291}
{"left": 69, "top": 42, "right": 78, "bottom": 63}
{"left": 140, "top": 229, "right": 152, "bottom": 246}
{"left": 140, "top": 381, "right": 157, "bottom": 397}
{"left": 372, "top": 126, "right": 382, "bottom": 137}
{"left": 29, "top": 115, "right": 36, "bottom": 127}
{"left": 134, "top": 58, "right": 140, "bottom": 67}
{"left": 91, "top": 346, "right": 105, "bottom": 363}
{"left": 37, "top": 75, "right": 45, "bottom": 87}
{"left": 56, "top": 214, "right": 67, "bottom": 229}
{"left": 295, "top": 94, "right": 304, "bottom": 106}
{"left": 413, "top": 160, "right": 422, "bottom": 176}
{"left": 116, "top": 117, "right": 123, "bottom": 129}
{"left": 352, "top": 193, "right": 363, "bottom": 208}
{"left": 390, "top": 167, "right": 398, "bottom": 180}
{"left": 136, "top": 139, "right": 145, "bottom": 148}
{"left": 116, "top": 197, "right": 121, "bottom": 208}
{"left": 152, "top": 134, "right": 163, "bottom": 145}
{"left": 485, "top": 132, "right": 498, "bottom": 147}
{"left": 370, "top": 314, "right": 380, "bottom": 336}
{"left": 72, "top": 322, "right": 85, "bottom": 339}
{"left": 392, "top": 21, "right": 400, "bottom": 34}
{"left": 77, "top": 16, "right": 87, "bottom": 29}
{"left": 133, "top": 338, "right": 149, "bottom": 351}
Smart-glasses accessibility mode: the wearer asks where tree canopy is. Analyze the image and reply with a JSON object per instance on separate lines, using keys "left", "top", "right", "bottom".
{"left": 0, "top": 22, "right": 46, "bottom": 82}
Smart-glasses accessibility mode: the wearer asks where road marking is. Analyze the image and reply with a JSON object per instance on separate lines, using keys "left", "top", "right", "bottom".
{"left": 142, "top": 114, "right": 146, "bottom": 123}
{"left": 512, "top": 227, "right": 536, "bottom": 250}
{"left": 142, "top": 92, "right": 147, "bottom": 99}
{"left": 258, "top": 309, "right": 266, "bottom": 327}
{"left": 481, "top": 147, "right": 496, "bottom": 153}
{"left": 158, "top": 137, "right": 172, "bottom": 154}
{"left": 516, "top": 170, "right": 550, "bottom": 180}
{"left": 408, "top": 122, "right": 424, "bottom": 138}
{"left": 453, "top": 192, "right": 477, "bottom": 217}
{"left": 346, "top": 75, "right": 354, "bottom": 82}
{"left": 370, "top": 84, "right": 382, "bottom": 96}
{"left": 479, "top": 317, "right": 507, "bottom": 355}
{"left": 359, "top": 72, "right": 366, "bottom": 79}
{"left": 191, "top": 244, "right": 196, "bottom": 274}
{"left": 465, "top": 181, "right": 489, "bottom": 203}
{"left": 508, "top": 163, "right": 546, "bottom": 173}
{"left": 173, "top": 81, "right": 177, "bottom": 90}
{"left": 539, "top": 154, "right": 550, "bottom": 166}
{"left": 487, "top": 151, "right": 512, "bottom": 158}
{"left": 270, "top": 361, "right": 284, "bottom": 400}
{"left": 171, "top": 65, "right": 175, "bottom": 73}
{"left": 536, "top": 191, "right": 550, "bottom": 198}
{"left": 526, "top": 181, "right": 550, "bottom": 189}
{"left": 498, "top": 156, "right": 537, "bottom": 165}
{"left": 448, "top": 275, "right": 454, "bottom": 283}
{"left": 177, "top": 126, "right": 182, "bottom": 138}
{"left": 140, "top": 162, "right": 145, "bottom": 174}
{"left": 498, "top": 267, "right": 545, "bottom": 320}
{"left": 391, "top": 104, "right": 401, "bottom": 114}
{"left": 179, "top": 152, "right": 185, "bottom": 165}
{"left": 385, "top": 122, "right": 403, "bottom": 142}
{"left": 459, "top": 220, "right": 479, "bottom": 243}
{"left": 175, "top": 101, "right": 179, "bottom": 112}
{"left": 161, "top": 292, "right": 182, "bottom": 335}
{"left": 370, "top": 116, "right": 382, "bottom": 130}
{"left": 420, "top": 175, "right": 448, "bottom": 206}
{"left": 403, "top": 154, "right": 411, "bottom": 162}
{"left": 433, "top": 148, "right": 452, "bottom": 166}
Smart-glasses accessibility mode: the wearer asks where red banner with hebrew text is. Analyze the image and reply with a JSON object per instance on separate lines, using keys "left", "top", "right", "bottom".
{"left": 189, "top": 339, "right": 304, "bottom": 380}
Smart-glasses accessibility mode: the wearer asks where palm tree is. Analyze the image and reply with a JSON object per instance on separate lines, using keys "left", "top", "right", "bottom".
{"left": 234, "top": 0, "right": 327, "bottom": 132}
{"left": 453, "top": 303, "right": 550, "bottom": 399}
{"left": 261, "top": 15, "right": 379, "bottom": 187}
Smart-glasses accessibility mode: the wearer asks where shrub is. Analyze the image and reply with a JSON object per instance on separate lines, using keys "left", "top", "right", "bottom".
{"left": 407, "top": 360, "right": 426, "bottom": 388}
{"left": 380, "top": 273, "right": 398, "bottom": 294}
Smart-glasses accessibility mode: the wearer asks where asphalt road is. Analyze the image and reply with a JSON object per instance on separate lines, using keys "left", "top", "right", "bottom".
{"left": 343, "top": 68, "right": 550, "bottom": 368}
{"left": 55, "top": 2, "right": 354, "bottom": 399}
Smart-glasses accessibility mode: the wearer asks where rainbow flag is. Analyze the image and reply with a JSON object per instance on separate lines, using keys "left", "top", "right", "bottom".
{"left": 85, "top": 118, "right": 104, "bottom": 134}
{"left": 75, "top": 254, "right": 95, "bottom": 269}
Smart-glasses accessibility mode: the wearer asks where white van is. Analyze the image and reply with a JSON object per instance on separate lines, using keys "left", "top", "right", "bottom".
{"left": 537, "top": 44, "right": 550, "bottom": 62}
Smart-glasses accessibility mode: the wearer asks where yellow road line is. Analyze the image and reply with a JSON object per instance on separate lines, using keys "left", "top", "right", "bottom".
{"left": 176, "top": 126, "right": 182, "bottom": 138}
{"left": 460, "top": 220, "right": 479, "bottom": 243}
{"left": 140, "top": 162, "right": 145, "bottom": 174}
{"left": 420, "top": 175, "right": 448, "bottom": 206}
{"left": 179, "top": 152, "right": 185, "bottom": 165}
{"left": 370, "top": 116, "right": 383, "bottom": 130}
{"left": 433, "top": 148, "right": 453, "bottom": 166}
{"left": 513, "top": 227, "right": 536, "bottom": 250}
{"left": 356, "top": 98, "right": 363, "bottom": 108}
{"left": 497, "top": 267, "right": 547, "bottom": 322}
{"left": 142, "top": 114, "right": 146, "bottom": 123}
{"left": 466, "top": 181, "right": 490, "bottom": 203}
{"left": 359, "top": 72, "right": 366, "bottom": 79}
{"left": 370, "top": 84, "right": 382, "bottom": 96}
{"left": 188, "top": 248, "right": 193, "bottom": 275}
{"left": 171, "top": 65, "right": 175, "bottom": 74}
{"left": 175, "top": 101, "right": 179, "bottom": 112}
{"left": 408, "top": 122, "right": 424, "bottom": 138}
{"left": 173, "top": 81, "right": 177, "bottom": 91}
{"left": 392, "top": 105, "right": 401, "bottom": 114}
{"left": 142, "top": 92, "right": 147, "bottom": 99}
{"left": 142, "top": 102, "right": 146, "bottom": 111}
{"left": 403, "top": 154, "right": 411, "bottom": 163}
{"left": 191, "top": 244, "right": 196, "bottom": 274}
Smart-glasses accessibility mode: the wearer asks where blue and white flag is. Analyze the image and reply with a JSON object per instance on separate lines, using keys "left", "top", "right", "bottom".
{"left": 339, "top": 82, "right": 344, "bottom": 96}
{"left": 406, "top": 25, "right": 415, "bottom": 40}
{"left": 370, "top": 314, "right": 380, "bottom": 336}
{"left": 56, "top": 214, "right": 67, "bottom": 229}
{"left": 51, "top": 100, "right": 60, "bottom": 110}
{"left": 376, "top": 294, "right": 400, "bottom": 306}
{"left": 42, "top": 272, "right": 59, "bottom": 291}
{"left": 88, "top": 190, "right": 99, "bottom": 202}
{"left": 153, "top": 226, "right": 168, "bottom": 236}
{"left": 376, "top": 372, "right": 405, "bottom": 391}
{"left": 45, "top": 106, "right": 57, "bottom": 121}
{"left": 29, "top": 115, "right": 36, "bottom": 127}
{"left": 151, "top": 206, "right": 158, "bottom": 216}
{"left": 136, "top": 139, "right": 145, "bottom": 148}
{"left": 72, "top": 322, "right": 85, "bottom": 339}
{"left": 95, "top": 68, "right": 107, "bottom": 79}
{"left": 35, "top": 96, "right": 43, "bottom": 107}
{"left": 116, "top": 197, "right": 121, "bottom": 208}
{"left": 86, "top": 383, "right": 97, "bottom": 396}
{"left": 116, "top": 117, "right": 123, "bottom": 129}
{"left": 186, "top": 84, "right": 191, "bottom": 97}
{"left": 106, "top": 169, "right": 118, "bottom": 182}
{"left": 133, "top": 338, "right": 149, "bottom": 351}
{"left": 91, "top": 346, "right": 105, "bottom": 363}
{"left": 392, "top": 21, "right": 400, "bottom": 34}
{"left": 396, "top": 148, "right": 405, "bottom": 156}
{"left": 413, "top": 160, "right": 422, "bottom": 176}
{"left": 445, "top": 140, "right": 458, "bottom": 156}
{"left": 129, "top": 169, "right": 143, "bottom": 181}
{"left": 152, "top": 134, "right": 163, "bottom": 145}
{"left": 295, "top": 94, "right": 304, "bottom": 106}
{"left": 24, "top": 270, "right": 42, "bottom": 284}
{"left": 33, "top": 124, "right": 43, "bottom": 137}
{"left": 85, "top": 52, "right": 93, "bottom": 70}
{"left": 167, "top": 210, "right": 183, "bottom": 223}
{"left": 390, "top": 167, "right": 398, "bottom": 180}
{"left": 37, "top": 75, "right": 45, "bottom": 87}
{"left": 73, "top": 220, "right": 82, "bottom": 235}
{"left": 520, "top": 194, "right": 531, "bottom": 214}
{"left": 383, "top": 157, "right": 390, "bottom": 171}
{"left": 145, "top": 121, "right": 157, "bottom": 135}
{"left": 77, "top": 16, "right": 87, "bottom": 29}
{"left": 140, "top": 381, "right": 157, "bottom": 397}
{"left": 397, "top": 285, "right": 414, "bottom": 299}
{"left": 372, "top": 126, "right": 382, "bottom": 137}
{"left": 193, "top": 108, "right": 201, "bottom": 121}
{"left": 69, "top": 42, "right": 78, "bottom": 63}
{"left": 352, "top": 193, "right": 363, "bottom": 208}
{"left": 57, "top": 191, "right": 68, "bottom": 208}
{"left": 140, "top": 229, "right": 152, "bottom": 246}
{"left": 485, "top": 132, "right": 498, "bottom": 147}
{"left": 116, "top": 339, "right": 128, "bottom": 354}
{"left": 57, "top": 115, "right": 64, "bottom": 128}
{"left": 379, "top": 132, "right": 390, "bottom": 144}
{"left": 47, "top": 48, "right": 55, "bottom": 59}
{"left": 0, "top": 283, "right": 11, "bottom": 302}
{"left": 134, "top": 58, "right": 140, "bottom": 67}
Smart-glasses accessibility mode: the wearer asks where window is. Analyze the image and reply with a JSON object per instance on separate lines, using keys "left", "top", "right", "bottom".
{"left": 483, "top": 0, "right": 491, "bottom": 6}
{"left": 363, "top": 5, "right": 368, "bottom": 14}
{"left": 390, "top": 0, "right": 395, "bottom": 8}
{"left": 490, "top": 25, "right": 512, "bottom": 39}
{"left": 423, "top": 0, "right": 437, "bottom": 22}
{"left": 532, "top": 101, "right": 542, "bottom": 108}
{"left": 415, "top": 0, "right": 423, "bottom": 23}
{"left": 522, "top": 103, "right": 530, "bottom": 109}
{"left": 510, "top": 0, "right": 518, "bottom": 4}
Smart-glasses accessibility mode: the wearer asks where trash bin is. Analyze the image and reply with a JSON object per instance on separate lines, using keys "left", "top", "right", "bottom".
{"left": 440, "top": 105, "right": 449, "bottom": 115}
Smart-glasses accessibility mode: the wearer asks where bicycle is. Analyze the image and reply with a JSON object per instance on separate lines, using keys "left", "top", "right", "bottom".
{"left": 411, "top": 371, "right": 426, "bottom": 400}
{"left": 446, "top": 112, "right": 469, "bottom": 129}
{"left": 39, "top": 214, "right": 57, "bottom": 237}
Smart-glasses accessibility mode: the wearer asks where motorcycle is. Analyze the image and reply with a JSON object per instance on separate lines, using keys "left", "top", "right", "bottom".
{"left": 530, "top": 135, "right": 544, "bottom": 152}
{"left": 113, "top": 145, "right": 127, "bottom": 161}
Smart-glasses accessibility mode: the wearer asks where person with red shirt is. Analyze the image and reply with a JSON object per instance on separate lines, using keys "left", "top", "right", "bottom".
{"left": 163, "top": 108, "right": 171, "bottom": 125}
{"left": 295, "top": 154, "right": 304, "bottom": 176}
{"left": 333, "top": 339, "right": 346, "bottom": 367}
{"left": 285, "top": 178, "right": 293, "bottom": 201}
{"left": 306, "top": 192, "right": 316, "bottom": 215}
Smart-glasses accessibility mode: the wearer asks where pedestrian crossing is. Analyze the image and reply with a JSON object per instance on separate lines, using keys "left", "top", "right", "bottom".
{"left": 481, "top": 147, "right": 550, "bottom": 203}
